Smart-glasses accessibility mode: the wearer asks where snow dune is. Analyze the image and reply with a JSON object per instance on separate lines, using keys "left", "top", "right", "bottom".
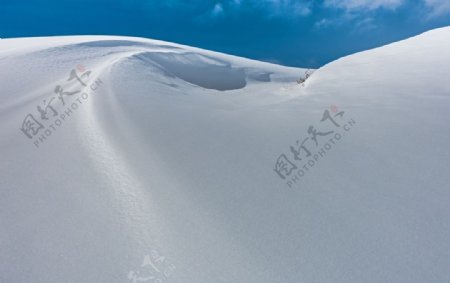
{"left": 1, "top": 28, "right": 450, "bottom": 283}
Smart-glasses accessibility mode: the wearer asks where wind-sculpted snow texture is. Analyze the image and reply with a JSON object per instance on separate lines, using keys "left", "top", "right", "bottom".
{"left": 1, "top": 28, "right": 449, "bottom": 282}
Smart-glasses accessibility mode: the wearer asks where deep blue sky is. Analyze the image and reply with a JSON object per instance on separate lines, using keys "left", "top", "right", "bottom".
{"left": 1, "top": 0, "right": 450, "bottom": 67}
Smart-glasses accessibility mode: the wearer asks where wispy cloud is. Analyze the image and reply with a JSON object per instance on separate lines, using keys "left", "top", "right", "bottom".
{"left": 211, "top": 3, "right": 224, "bottom": 17}
{"left": 156, "top": 0, "right": 450, "bottom": 25}
{"left": 353, "top": 17, "right": 377, "bottom": 31}
{"left": 324, "top": 0, "right": 404, "bottom": 11}
{"left": 260, "top": 0, "right": 312, "bottom": 17}
{"left": 213, "top": 0, "right": 313, "bottom": 18}
{"left": 424, "top": 0, "right": 450, "bottom": 18}
{"left": 314, "top": 18, "right": 333, "bottom": 29}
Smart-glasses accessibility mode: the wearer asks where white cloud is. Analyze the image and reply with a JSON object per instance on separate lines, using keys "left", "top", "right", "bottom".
{"left": 325, "top": 0, "right": 404, "bottom": 11}
{"left": 263, "top": 0, "right": 312, "bottom": 16}
{"left": 211, "top": 3, "right": 224, "bottom": 17}
{"left": 314, "top": 18, "right": 333, "bottom": 29}
{"left": 354, "top": 17, "right": 377, "bottom": 31}
{"left": 229, "top": 0, "right": 312, "bottom": 17}
{"left": 424, "top": 0, "right": 450, "bottom": 17}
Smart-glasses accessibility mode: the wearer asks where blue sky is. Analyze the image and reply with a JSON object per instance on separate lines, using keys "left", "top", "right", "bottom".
{"left": 1, "top": 0, "right": 450, "bottom": 67}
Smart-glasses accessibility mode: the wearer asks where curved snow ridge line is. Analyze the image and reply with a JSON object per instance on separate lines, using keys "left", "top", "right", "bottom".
{"left": 72, "top": 58, "right": 165, "bottom": 248}
{"left": 2, "top": 35, "right": 309, "bottom": 82}
{"left": 89, "top": 47, "right": 276, "bottom": 91}
{"left": 37, "top": 41, "right": 250, "bottom": 91}
{"left": 0, "top": 36, "right": 183, "bottom": 57}
{"left": 2, "top": 36, "right": 306, "bottom": 92}
{"left": 84, "top": 56, "right": 270, "bottom": 276}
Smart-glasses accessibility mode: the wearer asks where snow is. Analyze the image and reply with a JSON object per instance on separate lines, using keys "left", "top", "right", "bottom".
{"left": 1, "top": 28, "right": 450, "bottom": 282}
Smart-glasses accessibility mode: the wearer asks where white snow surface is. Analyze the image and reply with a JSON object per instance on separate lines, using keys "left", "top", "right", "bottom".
{"left": 1, "top": 28, "right": 450, "bottom": 282}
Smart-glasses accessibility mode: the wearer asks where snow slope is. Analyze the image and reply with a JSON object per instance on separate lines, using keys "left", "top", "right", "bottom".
{"left": 1, "top": 28, "right": 450, "bottom": 283}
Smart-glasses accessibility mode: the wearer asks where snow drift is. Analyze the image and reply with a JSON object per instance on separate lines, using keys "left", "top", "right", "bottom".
{"left": 1, "top": 28, "right": 450, "bottom": 282}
